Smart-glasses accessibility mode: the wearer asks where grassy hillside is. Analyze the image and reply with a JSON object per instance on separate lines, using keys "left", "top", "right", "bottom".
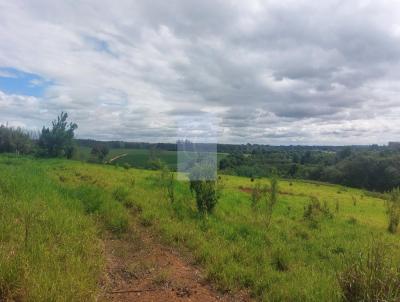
{"left": 1, "top": 155, "right": 399, "bottom": 301}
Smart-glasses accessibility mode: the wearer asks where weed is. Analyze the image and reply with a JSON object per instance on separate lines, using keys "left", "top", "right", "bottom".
{"left": 387, "top": 188, "right": 400, "bottom": 233}
{"left": 338, "top": 241, "right": 400, "bottom": 301}
{"left": 304, "top": 196, "right": 333, "bottom": 221}
{"left": 352, "top": 196, "right": 357, "bottom": 206}
{"left": 113, "top": 186, "right": 130, "bottom": 203}
{"left": 347, "top": 217, "right": 357, "bottom": 225}
{"left": 271, "top": 247, "right": 290, "bottom": 272}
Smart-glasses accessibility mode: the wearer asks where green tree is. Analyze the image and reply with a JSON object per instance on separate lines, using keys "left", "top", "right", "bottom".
{"left": 90, "top": 144, "right": 109, "bottom": 162}
{"left": 189, "top": 163, "right": 220, "bottom": 215}
{"left": 160, "top": 164, "right": 175, "bottom": 203}
{"left": 265, "top": 175, "right": 279, "bottom": 229}
{"left": 0, "top": 125, "right": 33, "bottom": 154}
{"left": 38, "top": 112, "right": 78, "bottom": 158}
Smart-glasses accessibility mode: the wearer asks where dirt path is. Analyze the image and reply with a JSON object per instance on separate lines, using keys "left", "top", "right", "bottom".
{"left": 99, "top": 218, "right": 251, "bottom": 302}
{"left": 107, "top": 153, "right": 128, "bottom": 163}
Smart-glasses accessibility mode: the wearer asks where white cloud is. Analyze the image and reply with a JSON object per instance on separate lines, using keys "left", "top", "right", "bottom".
{"left": 0, "top": 0, "right": 400, "bottom": 144}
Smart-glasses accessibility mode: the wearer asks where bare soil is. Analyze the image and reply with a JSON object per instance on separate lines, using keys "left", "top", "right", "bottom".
{"left": 99, "top": 218, "right": 251, "bottom": 302}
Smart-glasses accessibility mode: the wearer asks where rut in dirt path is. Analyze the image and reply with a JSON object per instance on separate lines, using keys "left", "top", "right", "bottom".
{"left": 99, "top": 220, "right": 251, "bottom": 302}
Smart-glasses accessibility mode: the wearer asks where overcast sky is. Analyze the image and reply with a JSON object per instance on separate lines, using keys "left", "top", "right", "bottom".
{"left": 1, "top": 0, "right": 400, "bottom": 145}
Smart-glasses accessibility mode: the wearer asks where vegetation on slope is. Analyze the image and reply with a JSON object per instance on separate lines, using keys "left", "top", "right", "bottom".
{"left": 21, "top": 157, "right": 400, "bottom": 300}
{"left": 0, "top": 155, "right": 128, "bottom": 301}
{"left": 1, "top": 154, "right": 400, "bottom": 301}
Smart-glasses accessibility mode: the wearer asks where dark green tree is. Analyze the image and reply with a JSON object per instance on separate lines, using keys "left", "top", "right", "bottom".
{"left": 91, "top": 144, "right": 109, "bottom": 162}
{"left": 189, "top": 162, "right": 221, "bottom": 214}
{"left": 0, "top": 125, "right": 33, "bottom": 154}
{"left": 38, "top": 112, "right": 77, "bottom": 158}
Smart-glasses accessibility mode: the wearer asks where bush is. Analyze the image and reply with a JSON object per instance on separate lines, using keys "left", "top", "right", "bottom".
{"left": 251, "top": 181, "right": 263, "bottom": 208}
{"left": 338, "top": 242, "right": 400, "bottom": 301}
{"left": 189, "top": 163, "right": 220, "bottom": 214}
{"left": 90, "top": 144, "right": 109, "bottom": 163}
{"left": 160, "top": 165, "right": 175, "bottom": 203}
{"left": 0, "top": 125, "right": 33, "bottom": 155}
{"left": 304, "top": 196, "right": 333, "bottom": 222}
{"left": 387, "top": 188, "right": 400, "bottom": 233}
{"left": 265, "top": 176, "right": 279, "bottom": 229}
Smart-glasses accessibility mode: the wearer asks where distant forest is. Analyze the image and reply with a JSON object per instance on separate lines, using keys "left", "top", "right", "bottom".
{"left": 77, "top": 139, "right": 400, "bottom": 193}
{"left": 2, "top": 119, "right": 400, "bottom": 193}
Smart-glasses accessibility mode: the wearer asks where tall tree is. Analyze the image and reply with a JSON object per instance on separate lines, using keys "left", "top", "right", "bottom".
{"left": 38, "top": 112, "right": 78, "bottom": 158}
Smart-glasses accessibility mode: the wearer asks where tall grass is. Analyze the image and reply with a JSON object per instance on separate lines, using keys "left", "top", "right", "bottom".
{"left": 1, "top": 155, "right": 398, "bottom": 301}
{"left": 0, "top": 155, "right": 102, "bottom": 301}
{"left": 338, "top": 241, "right": 400, "bottom": 301}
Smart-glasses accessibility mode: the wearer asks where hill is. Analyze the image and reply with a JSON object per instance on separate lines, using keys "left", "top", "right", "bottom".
{"left": 0, "top": 155, "right": 399, "bottom": 301}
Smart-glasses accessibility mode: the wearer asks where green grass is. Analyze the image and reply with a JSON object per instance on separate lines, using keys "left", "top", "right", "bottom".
{"left": 76, "top": 147, "right": 227, "bottom": 170}
{"left": 0, "top": 155, "right": 128, "bottom": 301}
{"left": 1, "top": 155, "right": 400, "bottom": 301}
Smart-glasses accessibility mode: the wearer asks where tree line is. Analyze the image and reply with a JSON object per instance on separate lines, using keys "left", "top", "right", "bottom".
{"left": 219, "top": 147, "right": 400, "bottom": 192}
{"left": 0, "top": 112, "right": 108, "bottom": 162}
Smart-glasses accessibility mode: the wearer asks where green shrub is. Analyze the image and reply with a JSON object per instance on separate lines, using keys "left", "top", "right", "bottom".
{"left": 265, "top": 175, "right": 279, "bottom": 229}
{"left": 304, "top": 196, "right": 332, "bottom": 221}
{"left": 160, "top": 165, "right": 175, "bottom": 203}
{"left": 251, "top": 181, "right": 263, "bottom": 208}
{"left": 338, "top": 242, "right": 400, "bottom": 301}
{"left": 387, "top": 188, "right": 400, "bottom": 233}
{"left": 189, "top": 164, "right": 220, "bottom": 214}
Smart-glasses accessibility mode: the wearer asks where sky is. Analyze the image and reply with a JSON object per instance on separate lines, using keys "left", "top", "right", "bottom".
{"left": 1, "top": 0, "right": 400, "bottom": 145}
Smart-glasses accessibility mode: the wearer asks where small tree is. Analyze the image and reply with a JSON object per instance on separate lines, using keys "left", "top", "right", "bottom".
{"left": 160, "top": 164, "right": 175, "bottom": 203}
{"left": 91, "top": 144, "right": 109, "bottom": 162}
{"left": 38, "top": 112, "right": 77, "bottom": 158}
{"left": 189, "top": 163, "right": 220, "bottom": 215}
{"left": 251, "top": 180, "right": 263, "bottom": 208}
{"left": 387, "top": 188, "right": 400, "bottom": 233}
{"left": 265, "top": 175, "right": 279, "bottom": 229}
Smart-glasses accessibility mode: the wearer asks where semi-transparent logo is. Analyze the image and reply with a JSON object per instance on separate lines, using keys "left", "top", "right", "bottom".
{"left": 176, "top": 113, "right": 218, "bottom": 181}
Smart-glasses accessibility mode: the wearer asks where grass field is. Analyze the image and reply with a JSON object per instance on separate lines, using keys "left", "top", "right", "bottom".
{"left": 76, "top": 147, "right": 227, "bottom": 170}
{"left": 1, "top": 155, "right": 399, "bottom": 301}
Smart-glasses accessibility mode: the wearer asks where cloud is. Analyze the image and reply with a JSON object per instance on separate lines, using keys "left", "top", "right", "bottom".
{"left": 0, "top": 0, "right": 400, "bottom": 144}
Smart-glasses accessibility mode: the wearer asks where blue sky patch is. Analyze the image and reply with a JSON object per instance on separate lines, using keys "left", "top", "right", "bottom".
{"left": 0, "top": 67, "right": 50, "bottom": 97}
{"left": 83, "top": 35, "right": 115, "bottom": 56}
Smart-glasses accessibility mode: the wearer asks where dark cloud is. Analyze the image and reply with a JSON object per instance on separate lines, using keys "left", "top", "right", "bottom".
{"left": 1, "top": 0, "right": 400, "bottom": 144}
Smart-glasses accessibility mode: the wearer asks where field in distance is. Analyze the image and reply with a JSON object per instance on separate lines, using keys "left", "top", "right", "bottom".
{"left": 76, "top": 147, "right": 227, "bottom": 170}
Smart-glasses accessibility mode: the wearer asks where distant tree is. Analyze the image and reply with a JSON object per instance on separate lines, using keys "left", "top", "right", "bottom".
{"left": 38, "top": 112, "right": 77, "bottom": 158}
{"left": 337, "top": 147, "right": 352, "bottom": 161}
{"left": 90, "top": 144, "right": 109, "bottom": 162}
{"left": 288, "top": 164, "right": 298, "bottom": 177}
{"left": 0, "top": 125, "right": 33, "bottom": 154}
{"left": 300, "top": 151, "right": 312, "bottom": 165}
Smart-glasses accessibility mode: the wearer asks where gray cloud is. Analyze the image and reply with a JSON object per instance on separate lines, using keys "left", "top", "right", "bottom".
{"left": 1, "top": 0, "right": 400, "bottom": 144}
